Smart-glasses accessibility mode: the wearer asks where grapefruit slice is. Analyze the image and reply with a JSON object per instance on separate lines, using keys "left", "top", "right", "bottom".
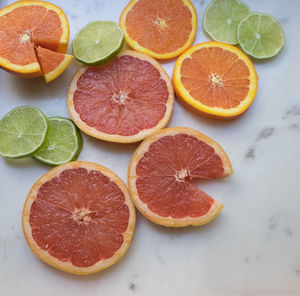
{"left": 173, "top": 42, "right": 258, "bottom": 120}
{"left": 119, "top": 0, "right": 197, "bottom": 60}
{"left": 22, "top": 161, "right": 135, "bottom": 275}
{"left": 128, "top": 127, "right": 233, "bottom": 227}
{"left": 0, "top": 1, "right": 70, "bottom": 78}
{"left": 36, "top": 46, "right": 73, "bottom": 83}
{"left": 67, "top": 50, "right": 174, "bottom": 143}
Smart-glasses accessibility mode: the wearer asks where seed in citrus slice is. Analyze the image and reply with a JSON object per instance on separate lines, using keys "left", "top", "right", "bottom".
{"left": 67, "top": 50, "right": 174, "bottom": 143}
{"left": 0, "top": 1, "right": 70, "bottom": 77}
{"left": 203, "top": 0, "right": 250, "bottom": 45}
{"left": 0, "top": 106, "right": 48, "bottom": 159}
{"left": 128, "top": 127, "right": 232, "bottom": 227}
{"left": 22, "top": 161, "right": 136, "bottom": 275}
{"left": 36, "top": 46, "right": 73, "bottom": 83}
{"left": 119, "top": 0, "right": 197, "bottom": 60}
{"left": 73, "top": 21, "right": 124, "bottom": 66}
{"left": 173, "top": 41, "right": 257, "bottom": 120}
{"left": 33, "top": 117, "right": 82, "bottom": 166}
{"left": 238, "top": 13, "right": 285, "bottom": 59}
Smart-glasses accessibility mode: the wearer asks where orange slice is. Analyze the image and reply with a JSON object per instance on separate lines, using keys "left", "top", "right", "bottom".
{"left": 67, "top": 50, "right": 174, "bottom": 143}
{"left": 22, "top": 161, "right": 136, "bottom": 275}
{"left": 173, "top": 42, "right": 258, "bottom": 120}
{"left": 128, "top": 127, "right": 233, "bottom": 227}
{"left": 36, "top": 46, "right": 73, "bottom": 83}
{"left": 119, "top": 0, "right": 197, "bottom": 60}
{"left": 0, "top": 0, "right": 70, "bottom": 78}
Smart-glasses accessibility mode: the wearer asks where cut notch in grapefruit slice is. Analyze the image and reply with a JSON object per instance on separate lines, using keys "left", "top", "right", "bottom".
{"left": 119, "top": 0, "right": 197, "bottom": 60}
{"left": 173, "top": 42, "right": 258, "bottom": 120}
{"left": 128, "top": 127, "right": 233, "bottom": 227}
{"left": 0, "top": 0, "right": 70, "bottom": 78}
{"left": 67, "top": 50, "right": 174, "bottom": 143}
{"left": 22, "top": 161, "right": 136, "bottom": 275}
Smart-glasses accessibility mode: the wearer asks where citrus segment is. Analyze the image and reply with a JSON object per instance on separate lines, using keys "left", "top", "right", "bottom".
{"left": 22, "top": 161, "right": 135, "bottom": 274}
{"left": 173, "top": 42, "right": 257, "bottom": 119}
{"left": 36, "top": 46, "right": 73, "bottom": 82}
{"left": 119, "top": 0, "right": 197, "bottom": 59}
{"left": 128, "top": 127, "right": 232, "bottom": 227}
{"left": 67, "top": 50, "right": 174, "bottom": 143}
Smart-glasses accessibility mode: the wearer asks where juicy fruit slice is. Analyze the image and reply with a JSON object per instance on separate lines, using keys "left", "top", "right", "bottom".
{"left": 128, "top": 127, "right": 232, "bottom": 227}
{"left": 173, "top": 42, "right": 257, "bottom": 120}
{"left": 238, "top": 13, "right": 285, "bottom": 59}
{"left": 33, "top": 117, "right": 82, "bottom": 166}
{"left": 67, "top": 50, "right": 174, "bottom": 143}
{"left": 36, "top": 47, "right": 73, "bottom": 82}
{"left": 0, "top": 1, "right": 70, "bottom": 77}
{"left": 73, "top": 21, "right": 124, "bottom": 66}
{"left": 0, "top": 106, "right": 48, "bottom": 158}
{"left": 22, "top": 161, "right": 136, "bottom": 275}
{"left": 203, "top": 0, "right": 250, "bottom": 45}
{"left": 119, "top": 0, "right": 197, "bottom": 59}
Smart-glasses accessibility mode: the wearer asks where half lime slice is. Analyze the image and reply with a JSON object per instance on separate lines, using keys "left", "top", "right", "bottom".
{"left": 203, "top": 0, "right": 250, "bottom": 45}
{"left": 73, "top": 21, "right": 124, "bottom": 65}
{"left": 33, "top": 117, "right": 83, "bottom": 166}
{"left": 238, "top": 13, "right": 285, "bottom": 59}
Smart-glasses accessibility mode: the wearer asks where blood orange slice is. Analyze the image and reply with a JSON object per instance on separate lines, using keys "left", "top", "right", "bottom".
{"left": 128, "top": 127, "right": 233, "bottom": 227}
{"left": 22, "top": 161, "right": 135, "bottom": 274}
{"left": 67, "top": 50, "right": 174, "bottom": 143}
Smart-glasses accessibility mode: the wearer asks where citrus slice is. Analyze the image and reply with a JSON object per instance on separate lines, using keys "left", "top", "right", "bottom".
{"left": 0, "top": 106, "right": 48, "bottom": 158}
{"left": 22, "top": 161, "right": 136, "bottom": 275}
{"left": 67, "top": 50, "right": 174, "bottom": 143}
{"left": 33, "top": 117, "right": 82, "bottom": 166}
{"left": 173, "top": 42, "right": 258, "bottom": 120}
{"left": 0, "top": 0, "right": 70, "bottom": 77}
{"left": 73, "top": 21, "right": 124, "bottom": 66}
{"left": 203, "top": 0, "right": 250, "bottom": 45}
{"left": 128, "top": 127, "right": 232, "bottom": 227}
{"left": 119, "top": 0, "right": 197, "bottom": 59}
{"left": 238, "top": 13, "right": 285, "bottom": 59}
{"left": 36, "top": 46, "right": 73, "bottom": 83}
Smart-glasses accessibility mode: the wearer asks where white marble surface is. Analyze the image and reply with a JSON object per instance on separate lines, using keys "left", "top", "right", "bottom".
{"left": 0, "top": 0, "right": 300, "bottom": 295}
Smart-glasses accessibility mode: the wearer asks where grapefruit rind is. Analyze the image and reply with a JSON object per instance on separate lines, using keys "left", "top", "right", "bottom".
{"left": 128, "top": 127, "right": 233, "bottom": 227}
{"left": 119, "top": 0, "right": 197, "bottom": 60}
{"left": 67, "top": 50, "right": 174, "bottom": 143}
{"left": 173, "top": 42, "right": 258, "bottom": 120}
{"left": 22, "top": 161, "right": 136, "bottom": 275}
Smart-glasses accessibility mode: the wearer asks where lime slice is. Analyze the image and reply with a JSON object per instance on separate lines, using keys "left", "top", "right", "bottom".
{"left": 203, "top": 0, "right": 250, "bottom": 45}
{"left": 238, "top": 13, "right": 285, "bottom": 59}
{"left": 0, "top": 106, "right": 48, "bottom": 159}
{"left": 73, "top": 21, "right": 124, "bottom": 65}
{"left": 33, "top": 117, "right": 83, "bottom": 166}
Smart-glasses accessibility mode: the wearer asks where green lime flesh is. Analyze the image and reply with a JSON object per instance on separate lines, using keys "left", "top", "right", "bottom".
{"left": 204, "top": 0, "right": 250, "bottom": 45}
{"left": 0, "top": 106, "right": 48, "bottom": 159}
{"left": 33, "top": 117, "right": 83, "bottom": 166}
{"left": 238, "top": 13, "right": 285, "bottom": 59}
{"left": 73, "top": 21, "right": 125, "bottom": 66}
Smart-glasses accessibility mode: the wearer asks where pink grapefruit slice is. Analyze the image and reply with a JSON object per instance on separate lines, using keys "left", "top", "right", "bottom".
{"left": 67, "top": 50, "right": 174, "bottom": 143}
{"left": 128, "top": 127, "right": 233, "bottom": 227}
{"left": 22, "top": 161, "right": 135, "bottom": 275}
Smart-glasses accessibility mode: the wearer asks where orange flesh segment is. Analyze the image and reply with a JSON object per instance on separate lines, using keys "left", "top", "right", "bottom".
{"left": 0, "top": 5, "right": 63, "bottom": 66}
{"left": 36, "top": 46, "right": 65, "bottom": 75}
{"left": 180, "top": 47, "right": 251, "bottom": 109}
{"left": 125, "top": 0, "right": 193, "bottom": 54}
{"left": 135, "top": 134, "right": 224, "bottom": 218}
{"left": 73, "top": 55, "right": 169, "bottom": 136}
{"left": 29, "top": 168, "right": 130, "bottom": 268}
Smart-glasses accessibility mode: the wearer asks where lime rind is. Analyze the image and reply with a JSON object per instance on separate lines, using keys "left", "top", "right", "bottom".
{"left": 33, "top": 117, "right": 83, "bottom": 166}
{"left": 237, "top": 12, "right": 285, "bottom": 59}
{"left": 0, "top": 106, "right": 48, "bottom": 159}
{"left": 204, "top": 0, "right": 250, "bottom": 45}
{"left": 73, "top": 21, "right": 125, "bottom": 66}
